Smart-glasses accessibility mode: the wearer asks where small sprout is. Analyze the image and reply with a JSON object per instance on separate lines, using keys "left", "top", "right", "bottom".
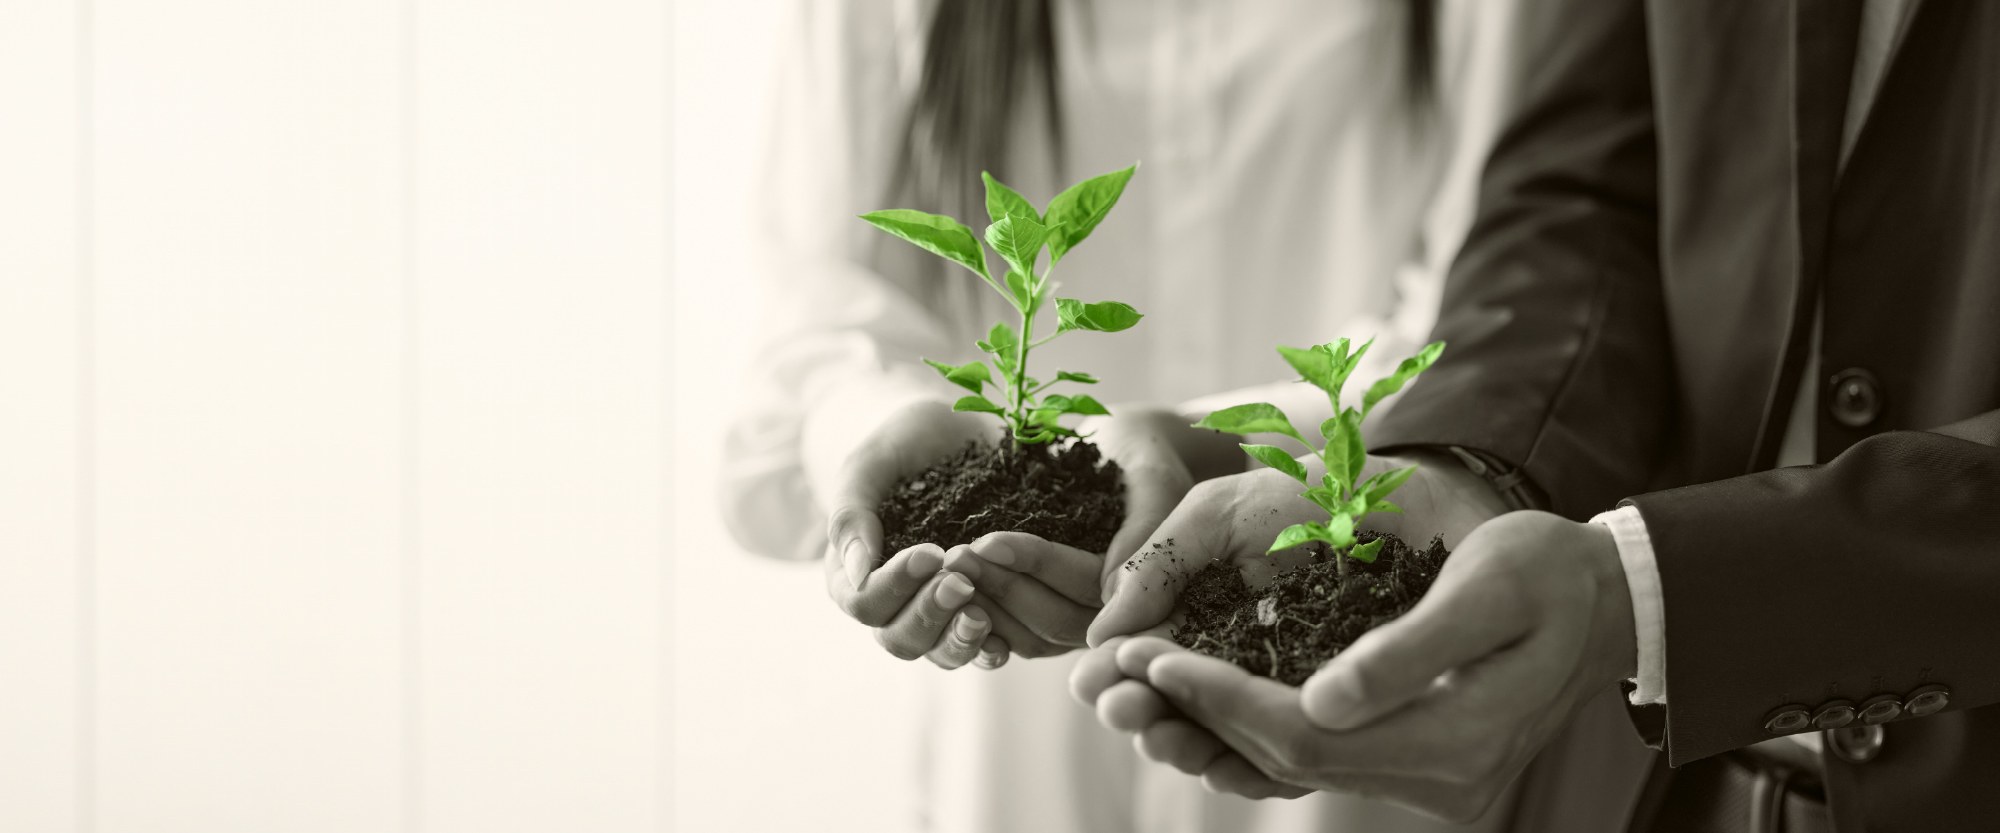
{"left": 861, "top": 165, "right": 1142, "bottom": 446}
{"left": 1194, "top": 339, "right": 1446, "bottom": 573}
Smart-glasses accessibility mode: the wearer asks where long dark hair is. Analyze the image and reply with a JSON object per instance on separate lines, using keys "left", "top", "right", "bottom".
{"left": 891, "top": 1, "right": 1062, "bottom": 220}
{"left": 885, "top": 0, "right": 1437, "bottom": 322}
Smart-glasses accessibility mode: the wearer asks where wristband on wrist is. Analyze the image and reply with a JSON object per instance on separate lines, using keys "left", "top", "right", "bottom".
{"left": 1444, "top": 446, "right": 1547, "bottom": 512}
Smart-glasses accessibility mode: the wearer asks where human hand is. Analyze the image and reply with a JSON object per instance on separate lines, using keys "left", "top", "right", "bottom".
{"left": 1083, "top": 449, "right": 1506, "bottom": 647}
{"left": 821, "top": 400, "right": 1007, "bottom": 669}
{"left": 938, "top": 408, "right": 1200, "bottom": 658}
{"left": 1081, "top": 511, "right": 1637, "bottom": 820}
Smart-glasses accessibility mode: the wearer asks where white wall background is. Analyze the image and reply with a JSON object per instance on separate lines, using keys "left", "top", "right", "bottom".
{"left": 0, "top": 2, "right": 917, "bottom": 831}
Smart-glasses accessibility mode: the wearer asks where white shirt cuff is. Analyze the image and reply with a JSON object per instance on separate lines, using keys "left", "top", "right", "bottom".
{"left": 1590, "top": 505, "right": 1668, "bottom": 706}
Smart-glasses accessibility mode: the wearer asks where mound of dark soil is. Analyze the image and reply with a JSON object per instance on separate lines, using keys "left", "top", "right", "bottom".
{"left": 1169, "top": 531, "right": 1449, "bottom": 685}
{"left": 877, "top": 437, "right": 1124, "bottom": 559}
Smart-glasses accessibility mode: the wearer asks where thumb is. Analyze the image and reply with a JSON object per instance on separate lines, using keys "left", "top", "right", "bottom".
{"left": 1104, "top": 460, "right": 1192, "bottom": 569}
{"left": 1299, "top": 575, "right": 1528, "bottom": 729}
{"left": 1087, "top": 508, "right": 1205, "bottom": 648}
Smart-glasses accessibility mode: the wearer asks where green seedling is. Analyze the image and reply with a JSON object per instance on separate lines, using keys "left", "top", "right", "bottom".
{"left": 861, "top": 165, "right": 1143, "bottom": 445}
{"left": 1194, "top": 339, "right": 1446, "bottom": 574}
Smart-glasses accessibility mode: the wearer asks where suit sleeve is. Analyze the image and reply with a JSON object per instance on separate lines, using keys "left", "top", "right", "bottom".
{"left": 1627, "top": 411, "right": 2000, "bottom": 764}
{"left": 1368, "top": 0, "right": 1675, "bottom": 518}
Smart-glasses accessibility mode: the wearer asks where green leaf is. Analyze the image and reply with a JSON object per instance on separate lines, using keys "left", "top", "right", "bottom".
{"left": 1003, "top": 269, "right": 1034, "bottom": 311}
{"left": 985, "top": 214, "right": 1049, "bottom": 280}
{"left": 1269, "top": 523, "right": 1330, "bottom": 554}
{"left": 1046, "top": 163, "right": 1137, "bottom": 261}
{"left": 1025, "top": 405, "right": 1082, "bottom": 435}
{"left": 952, "top": 395, "right": 1005, "bottom": 415}
{"left": 1344, "top": 337, "right": 1375, "bottom": 379}
{"left": 1054, "top": 370, "right": 1098, "bottom": 385}
{"left": 1324, "top": 513, "right": 1356, "bottom": 549}
{"left": 979, "top": 322, "right": 1020, "bottom": 375}
{"left": 1276, "top": 345, "right": 1338, "bottom": 395}
{"left": 1302, "top": 485, "right": 1343, "bottom": 512}
{"left": 1367, "top": 500, "right": 1402, "bottom": 515}
{"left": 1268, "top": 518, "right": 1355, "bottom": 554}
{"left": 923, "top": 358, "right": 991, "bottom": 394}
{"left": 1013, "top": 427, "right": 1058, "bottom": 445}
{"left": 1321, "top": 409, "right": 1365, "bottom": 495}
{"left": 1240, "top": 444, "right": 1307, "bottom": 483}
{"left": 859, "top": 209, "right": 988, "bottom": 281}
{"left": 1042, "top": 394, "right": 1110, "bottom": 417}
{"left": 1358, "top": 464, "right": 1418, "bottom": 507}
{"left": 1362, "top": 340, "right": 1446, "bottom": 416}
{"left": 1348, "top": 538, "right": 1385, "bottom": 564}
{"left": 1055, "top": 298, "right": 1144, "bottom": 334}
{"left": 982, "top": 171, "right": 1041, "bottom": 225}
{"left": 1195, "top": 403, "right": 1306, "bottom": 445}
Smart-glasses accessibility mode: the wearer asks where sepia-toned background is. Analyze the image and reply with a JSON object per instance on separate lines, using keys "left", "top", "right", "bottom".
{"left": 0, "top": 2, "right": 915, "bottom": 831}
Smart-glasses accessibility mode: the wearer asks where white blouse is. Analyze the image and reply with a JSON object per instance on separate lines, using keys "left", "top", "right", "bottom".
{"left": 724, "top": 3, "right": 1526, "bottom": 832}
{"left": 722, "top": 0, "right": 1519, "bottom": 566}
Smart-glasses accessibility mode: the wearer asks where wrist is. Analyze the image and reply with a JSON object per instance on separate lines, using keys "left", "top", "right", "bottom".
{"left": 1579, "top": 520, "right": 1639, "bottom": 683}
{"left": 1087, "top": 408, "right": 1245, "bottom": 482}
{"left": 1391, "top": 448, "right": 1509, "bottom": 521}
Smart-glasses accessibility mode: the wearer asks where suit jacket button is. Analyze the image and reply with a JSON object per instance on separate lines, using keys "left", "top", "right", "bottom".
{"left": 1859, "top": 694, "right": 1903, "bottom": 724}
{"left": 1905, "top": 685, "right": 1951, "bottom": 717}
{"left": 1812, "top": 700, "right": 1857, "bottom": 730}
{"left": 1827, "top": 368, "right": 1884, "bottom": 427}
{"left": 1764, "top": 705, "right": 1812, "bottom": 734}
{"left": 1828, "top": 724, "right": 1886, "bottom": 763}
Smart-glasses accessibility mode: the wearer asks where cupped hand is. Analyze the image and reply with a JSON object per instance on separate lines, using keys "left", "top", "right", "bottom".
{"left": 1084, "top": 449, "right": 1505, "bottom": 648}
{"left": 938, "top": 409, "right": 1200, "bottom": 659}
{"left": 822, "top": 400, "right": 1008, "bottom": 669}
{"left": 1080, "top": 511, "right": 1636, "bottom": 820}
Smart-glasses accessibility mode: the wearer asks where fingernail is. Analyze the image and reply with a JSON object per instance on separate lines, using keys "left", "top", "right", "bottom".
{"left": 955, "top": 607, "right": 989, "bottom": 640}
{"left": 843, "top": 539, "right": 870, "bottom": 590}
{"left": 904, "top": 544, "right": 943, "bottom": 578}
{"left": 937, "top": 572, "right": 974, "bottom": 607}
{"left": 943, "top": 545, "right": 981, "bottom": 580}
{"left": 970, "top": 534, "right": 1015, "bottom": 567}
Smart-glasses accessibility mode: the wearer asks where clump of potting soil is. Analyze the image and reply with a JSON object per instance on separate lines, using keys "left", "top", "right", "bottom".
{"left": 1171, "top": 530, "right": 1448, "bottom": 686}
{"left": 878, "top": 435, "right": 1123, "bottom": 558}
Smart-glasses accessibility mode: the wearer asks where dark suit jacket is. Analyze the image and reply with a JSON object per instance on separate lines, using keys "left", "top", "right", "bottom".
{"left": 1373, "top": 0, "right": 2000, "bottom": 830}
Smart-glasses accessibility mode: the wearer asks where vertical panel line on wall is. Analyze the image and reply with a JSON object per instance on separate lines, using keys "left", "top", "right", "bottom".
{"left": 658, "top": 16, "right": 687, "bottom": 822}
{"left": 399, "top": 0, "right": 422, "bottom": 830}
{"left": 75, "top": 0, "right": 96, "bottom": 830}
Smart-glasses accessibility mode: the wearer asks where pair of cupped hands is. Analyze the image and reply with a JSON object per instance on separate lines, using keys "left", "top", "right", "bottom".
{"left": 824, "top": 400, "right": 1639, "bottom": 821}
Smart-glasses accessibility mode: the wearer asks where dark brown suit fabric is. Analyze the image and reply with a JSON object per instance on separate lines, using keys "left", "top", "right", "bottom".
{"left": 1373, "top": 0, "right": 2000, "bottom": 830}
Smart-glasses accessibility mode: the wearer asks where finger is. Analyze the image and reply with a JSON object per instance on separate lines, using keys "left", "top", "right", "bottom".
{"left": 1147, "top": 652, "right": 1315, "bottom": 767}
{"left": 925, "top": 606, "right": 992, "bottom": 670}
{"left": 1135, "top": 718, "right": 1231, "bottom": 776}
{"left": 873, "top": 570, "right": 977, "bottom": 661}
{"left": 825, "top": 503, "right": 886, "bottom": 592}
{"left": 1201, "top": 754, "right": 1312, "bottom": 800}
{"left": 1098, "top": 679, "right": 1178, "bottom": 732}
{"left": 1114, "top": 635, "right": 1186, "bottom": 679}
{"left": 1089, "top": 480, "right": 1238, "bottom": 645}
{"left": 969, "top": 532, "right": 1102, "bottom": 607}
{"left": 974, "top": 634, "right": 1011, "bottom": 670}
{"left": 972, "top": 591, "right": 1066, "bottom": 660}
{"left": 1087, "top": 533, "right": 1193, "bottom": 647}
{"left": 946, "top": 545, "right": 1095, "bottom": 646}
{"left": 1300, "top": 573, "right": 1530, "bottom": 730}
{"left": 827, "top": 543, "right": 945, "bottom": 627}
{"left": 1068, "top": 637, "right": 1129, "bottom": 707}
